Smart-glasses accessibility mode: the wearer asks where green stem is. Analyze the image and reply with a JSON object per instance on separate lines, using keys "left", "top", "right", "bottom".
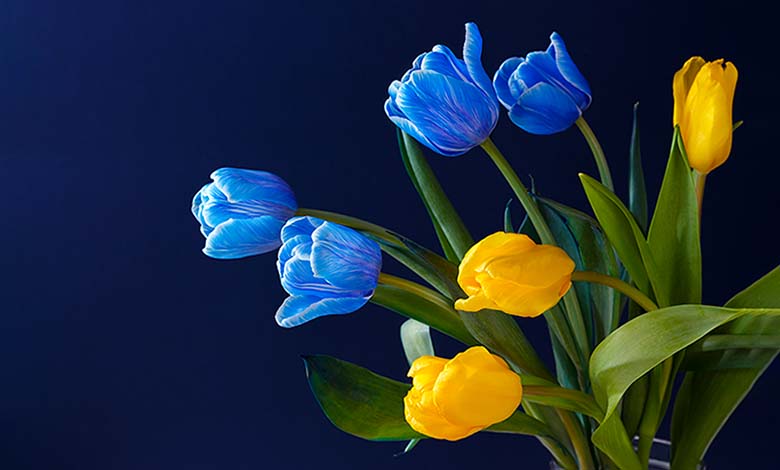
{"left": 571, "top": 271, "right": 659, "bottom": 312}
{"left": 694, "top": 170, "right": 706, "bottom": 223}
{"left": 481, "top": 138, "right": 592, "bottom": 365}
{"left": 559, "top": 410, "right": 596, "bottom": 470}
{"left": 296, "top": 208, "right": 399, "bottom": 245}
{"left": 376, "top": 273, "right": 453, "bottom": 312}
{"left": 575, "top": 117, "right": 614, "bottom": 192}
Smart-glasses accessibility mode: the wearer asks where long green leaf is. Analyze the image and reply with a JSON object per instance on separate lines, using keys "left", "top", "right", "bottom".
{"left": 671, "top": 266, "right": 780, "bottom": 469}
{"left": 589, "top": 304, "right": 780, "bottom": 469}
{"left": 371, "top": 283, "right": 477, "bottom": 346}
{"left": 647, "top": 127, "right": 702, "bottom": 306}
{"left": 398, "top": 130, "right": 473, "bottom": 259}
{"left": 628, "top": 102, "right": 648, "bottom": 232}
{"left": 580, "top": 173, "right": 664, "bottom": 305}
{"left": 523, "top": 385, "right": 604, "bottom": 421}
{"left": 400, "top": 319, "right": 435, "bottom": 366}
{"left": 304, "top": 355, "right": 555, "bottom": 441}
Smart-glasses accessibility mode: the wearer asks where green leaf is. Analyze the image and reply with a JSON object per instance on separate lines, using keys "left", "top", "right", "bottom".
{"left": 504, "top": 199, "right": 515, "bottom": 232}
{"left": 303, "top": 354, "right": 424, "bottom": 441}
{"left": 398, "top": 130, "right": 473, "bottom": 260}
{"left": 589, "top": 304, "right": 780, "bottom": 469}
{"left": 647, "top": 127, "right": 701, "bottom": 305}
{"left": 371, "top": 283, "right": 477, "bottom": 346}
{"left": 303, "top": 355, "right": 554, "bottom": 441}
{"left": 400, "top": 319, "right": 435, "bottom": 366}
{"left": 671, "top": 266, "right": 780, "bottom": 469}
{"left": 628, "top": 102, "right": 648, "bottom": 233}
{"left": 580, "top": 173, "right": 664, "bottom": 305}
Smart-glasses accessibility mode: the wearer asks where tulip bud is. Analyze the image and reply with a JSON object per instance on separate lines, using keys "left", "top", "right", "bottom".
{"left": 384, "top": 23, "right": 499, "bottom": 157}
{"left": 493, "top": 32, "right": 591, "bottom": 135}
{"left": 403, "top": 346, "right": 523, "bottom": 441}
{"left": 455, "top": 232, "right": 574, "bottom": 317}
{"left": 275, "top": 217, "right": 382, "bottom": 328}
{"left": 191, "top": 168, "right": 297, "bottom": 259}
{"left": 673, "top": 56, "right": 738, "bottom": 174}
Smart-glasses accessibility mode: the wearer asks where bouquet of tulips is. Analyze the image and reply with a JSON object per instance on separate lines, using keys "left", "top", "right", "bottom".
{"left": 190, "top": 23, "right": 779, "bottom": 470}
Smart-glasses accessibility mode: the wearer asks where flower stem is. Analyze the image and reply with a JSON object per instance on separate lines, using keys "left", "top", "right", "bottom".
{"left": 296, "top": 208, "right": 399, "bottom": 245}
{"left": 376, "top": 272, "right": 454, "bottom": 312}
{"left": 575, "top": 117, "right": 614, "bottom": 192}
{"left": 571, "top": 271, "right": 659, "bottom": 312}
{"left": 481, "top": 138, "right": 592, "bottom": 370}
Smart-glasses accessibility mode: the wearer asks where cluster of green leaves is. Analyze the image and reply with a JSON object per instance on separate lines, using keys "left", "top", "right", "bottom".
{"left": 300, "top": 120, "right": 780, "bottom": 470}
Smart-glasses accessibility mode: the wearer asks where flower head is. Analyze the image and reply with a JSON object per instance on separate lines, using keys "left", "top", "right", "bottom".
{"left": 493, "top": 32, "right": 591, "bottom": 135}
{"left": 673, "top": 56, "right": 738, "bottom": 174}
{"left": 404, "top": 346, "right": 523, "bottom": 441}
{"left": 192, "top": 168, "right": 297, "bottom": 259}
{"left": 275, "top": 216, "right": 382, "bottom": 328}
{"left": 455, "top": 232, "right": 574, "bottom": 317}
{"left": 385, "top": 22, "right": 499, "bottom": 156}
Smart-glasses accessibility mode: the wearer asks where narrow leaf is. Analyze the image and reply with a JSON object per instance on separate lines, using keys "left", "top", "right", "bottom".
{"left": 628, "top": 102, "right": 648, "bottom": 232}
{"left": 400, "top": 319, "right": 434, "bottom": 366}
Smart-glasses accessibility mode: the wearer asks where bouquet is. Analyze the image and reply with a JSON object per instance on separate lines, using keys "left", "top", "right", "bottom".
{"left": 190, "top": 23, "right": 778, "bottom": 469}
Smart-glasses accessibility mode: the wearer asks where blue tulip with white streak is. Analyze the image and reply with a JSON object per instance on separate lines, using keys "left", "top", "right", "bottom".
{"left": 192, "top": 168, "right": 297, "bottom": 259}
{"left": 276, "top": 216, "right": 382, "bottom": 328}
{"left": 493, "top": 32, "right": 591, "bottom": 135}
{"left": 384, "top": 22, "right": 499, "bottom": 157}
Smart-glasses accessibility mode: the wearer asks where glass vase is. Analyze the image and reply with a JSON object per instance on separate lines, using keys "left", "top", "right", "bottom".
{"left": 549, "top": 438, "right": 706, "bottom": 469}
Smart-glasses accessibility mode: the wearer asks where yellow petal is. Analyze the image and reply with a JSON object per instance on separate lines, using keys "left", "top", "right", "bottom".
{"left": 483, "top": 244, "right": 575, "bottom": 287}
{"left": 454, "top": 292, "right": 497, "bottom": 313}
{"left": 480, "top": 275, "right": 572, "bottom": 317}
{"left": 457, "top": 232, "right": 536, "bottom": 292}
{"left": 407, "top": 356, "right": 447, "bottom": 389}
{"left": 433, "top": 347, "right": 523, "bottom": 428}
{"left": 404, "top": 387, "right": 479, "bottom": 441}
{"left": 673, "top": 56, "right": 706, "bottom": 126}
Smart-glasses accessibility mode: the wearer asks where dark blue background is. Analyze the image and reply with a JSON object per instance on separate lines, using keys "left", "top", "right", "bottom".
{"left": 1, "top": 1, "right": 777, "bottom": 468}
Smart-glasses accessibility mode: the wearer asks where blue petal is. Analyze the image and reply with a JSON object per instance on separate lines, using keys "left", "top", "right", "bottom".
{"left": 211, "top": 168, "right": 297, "bottom": 211}
{"left": 395, "top": 71, "right": 497, "bottom": 156}
{"left": 462, "top": 23, "right": 495, "bottom": 99}
{"left": 203, "top": 216, "right": 285, "bottom": 259}
{"left": 310, "top": 222, "right": 381, "bottom": 292}
{"left": 508, "top": 82, "right": 582, "bottom": 135}
{"left": 192, "top": 183, "right": 219, "bottom": 236}
{"left": 275, "top": 295, "right": 370, "bottom": 328}
{"left": 423, "top": 46, "right": 470, "bottom": 82}
{"left": 280, "top": 216, "right": 322, "bottom": 242}
{"left": 547, "top": 32, "right": 591, "bottom": 108}
{"left": 385, "top": 97, "right": 441, "bottom": 154}
{"left": 524, "top": 47, "right": 590, "bottom": 112}
{"left": 276, "top": 234, "right": 312, "bottom": 277}
{"left": 493, "top": 57, "right": 523, "bottom": 109}
{"left": 280, "top": 256, "right": 346, "bottom": 297}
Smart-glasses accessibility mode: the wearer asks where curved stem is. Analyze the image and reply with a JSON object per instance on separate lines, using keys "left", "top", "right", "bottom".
{"left": 559, "top": 411, "right": 596, "bottom": 470}
{"left": 296, "top": 208, "right": 399, "bottom": 245}
{"left": 575, "top": 117, "right": 614, "bottom": 192}
{"left": 376, "top": 273, "right": 454, "bottom": 312}
{"left": 571, "top": 271, "right": 659, "bottom": 312}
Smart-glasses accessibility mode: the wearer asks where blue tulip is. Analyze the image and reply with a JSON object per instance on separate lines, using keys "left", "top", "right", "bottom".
{"left": 493, "top": 32, "right": 591, "bottom": 135}
{"left": 192, "top": 168, "right": 297, "bottom": 259}
{"left": 275, "top": 216, "right": 382, "bottom": 328}
{"left": 384, "top": 22, "right": 499, "bottom": 157}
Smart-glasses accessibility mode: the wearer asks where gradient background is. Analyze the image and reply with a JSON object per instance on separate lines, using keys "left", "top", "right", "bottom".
{"left": 2, "top": 1, "right": 778, "bottom": 468}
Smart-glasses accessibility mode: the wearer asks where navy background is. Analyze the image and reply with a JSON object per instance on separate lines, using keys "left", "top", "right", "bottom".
{"left": 1, "top": 0, "right": 778, "bottom": 468}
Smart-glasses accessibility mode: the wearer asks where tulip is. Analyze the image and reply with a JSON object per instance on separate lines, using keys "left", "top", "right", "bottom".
{"left": 384, "top": 22, "right": 499, "bottom": 157}
{"left": 455, "top": 232, "right": 574, "bottom": 317}
{"left": 404, "top": 346, "right": 523, "bottom": 441}
{"left": 673, "top": 56, "right": 738, "bottom": 174}
{"left": 493, "top": 32, "right": 591, "bottom": 135}
{"left": 192, "top": 168, "right": 297, "bottom": 259}
{"left": 275, "top": 216, "right": 382, "bottom": 328}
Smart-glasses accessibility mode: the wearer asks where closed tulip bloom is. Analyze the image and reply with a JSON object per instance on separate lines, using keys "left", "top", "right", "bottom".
{"left": 384, "top": 22, "right": 499, "bottom": 156}
{"left": 673, "top": 57, "right": 738, "bottom": 174}
{"left": 192, "top": 168, "right": 297, "bottom": 259}
{"left": 404, "top": 346, "right": 523, "bottom": 441}
{"left": 275, "top": 216, "right": 382, "bottom": 328}
{"left": 455, "top": 232, "right": 574, "bottom": 317}
{"left": 493, "top": 32, "right": 591, "bottom": 135}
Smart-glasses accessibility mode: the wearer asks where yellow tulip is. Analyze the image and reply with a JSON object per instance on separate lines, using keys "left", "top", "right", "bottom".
{"left": 454, "top": 232, "right": 574, "bottom": 317}
{"left": 673, "top": 56, "right": 738, "bottom": 174}
{"left": 403, "top": 346, "right": 523, "bottom": 441}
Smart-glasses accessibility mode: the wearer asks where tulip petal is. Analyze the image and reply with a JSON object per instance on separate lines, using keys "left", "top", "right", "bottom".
{"left": 454, "top": 293, "right": 497, "bottom": 313}
{"left": 673, "top": 56, "right": 706, "bottom": 126}
{"left": 508, "top": 82, "right": 582, "bottom": 135}
{"left": 493, "top": 57, "right": 524, "bottom": 108}
{"left": 280, "top": 216, "right": 321, "bottom": 241}
{"left": 546, "top": 32, "right": 591, "bottom": 107}
{"left": 396, "top": 71, "right": 497, "bottom": 155}
{"left": 462, "top": 22, "right": 495, "bottom": 99}
{"left": 275, "top": 295, "right": 370, "bottom": 328}
{"left": 424, "top": 46, "right": 471, "bottom": 82}
{"left": 203, "top": 216, "right": 284, "bottom": 259}
{"left": 385, "top": 96, "right": 442, "bottom": 154}
{"left": 211, "top": 167, "right": 297, "bottom": 211}
{"left": 523, "top": 50, "right": 590, "bottom": 112}
{"left": 481, "top": 276, "right": 571, "bottom": 317}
